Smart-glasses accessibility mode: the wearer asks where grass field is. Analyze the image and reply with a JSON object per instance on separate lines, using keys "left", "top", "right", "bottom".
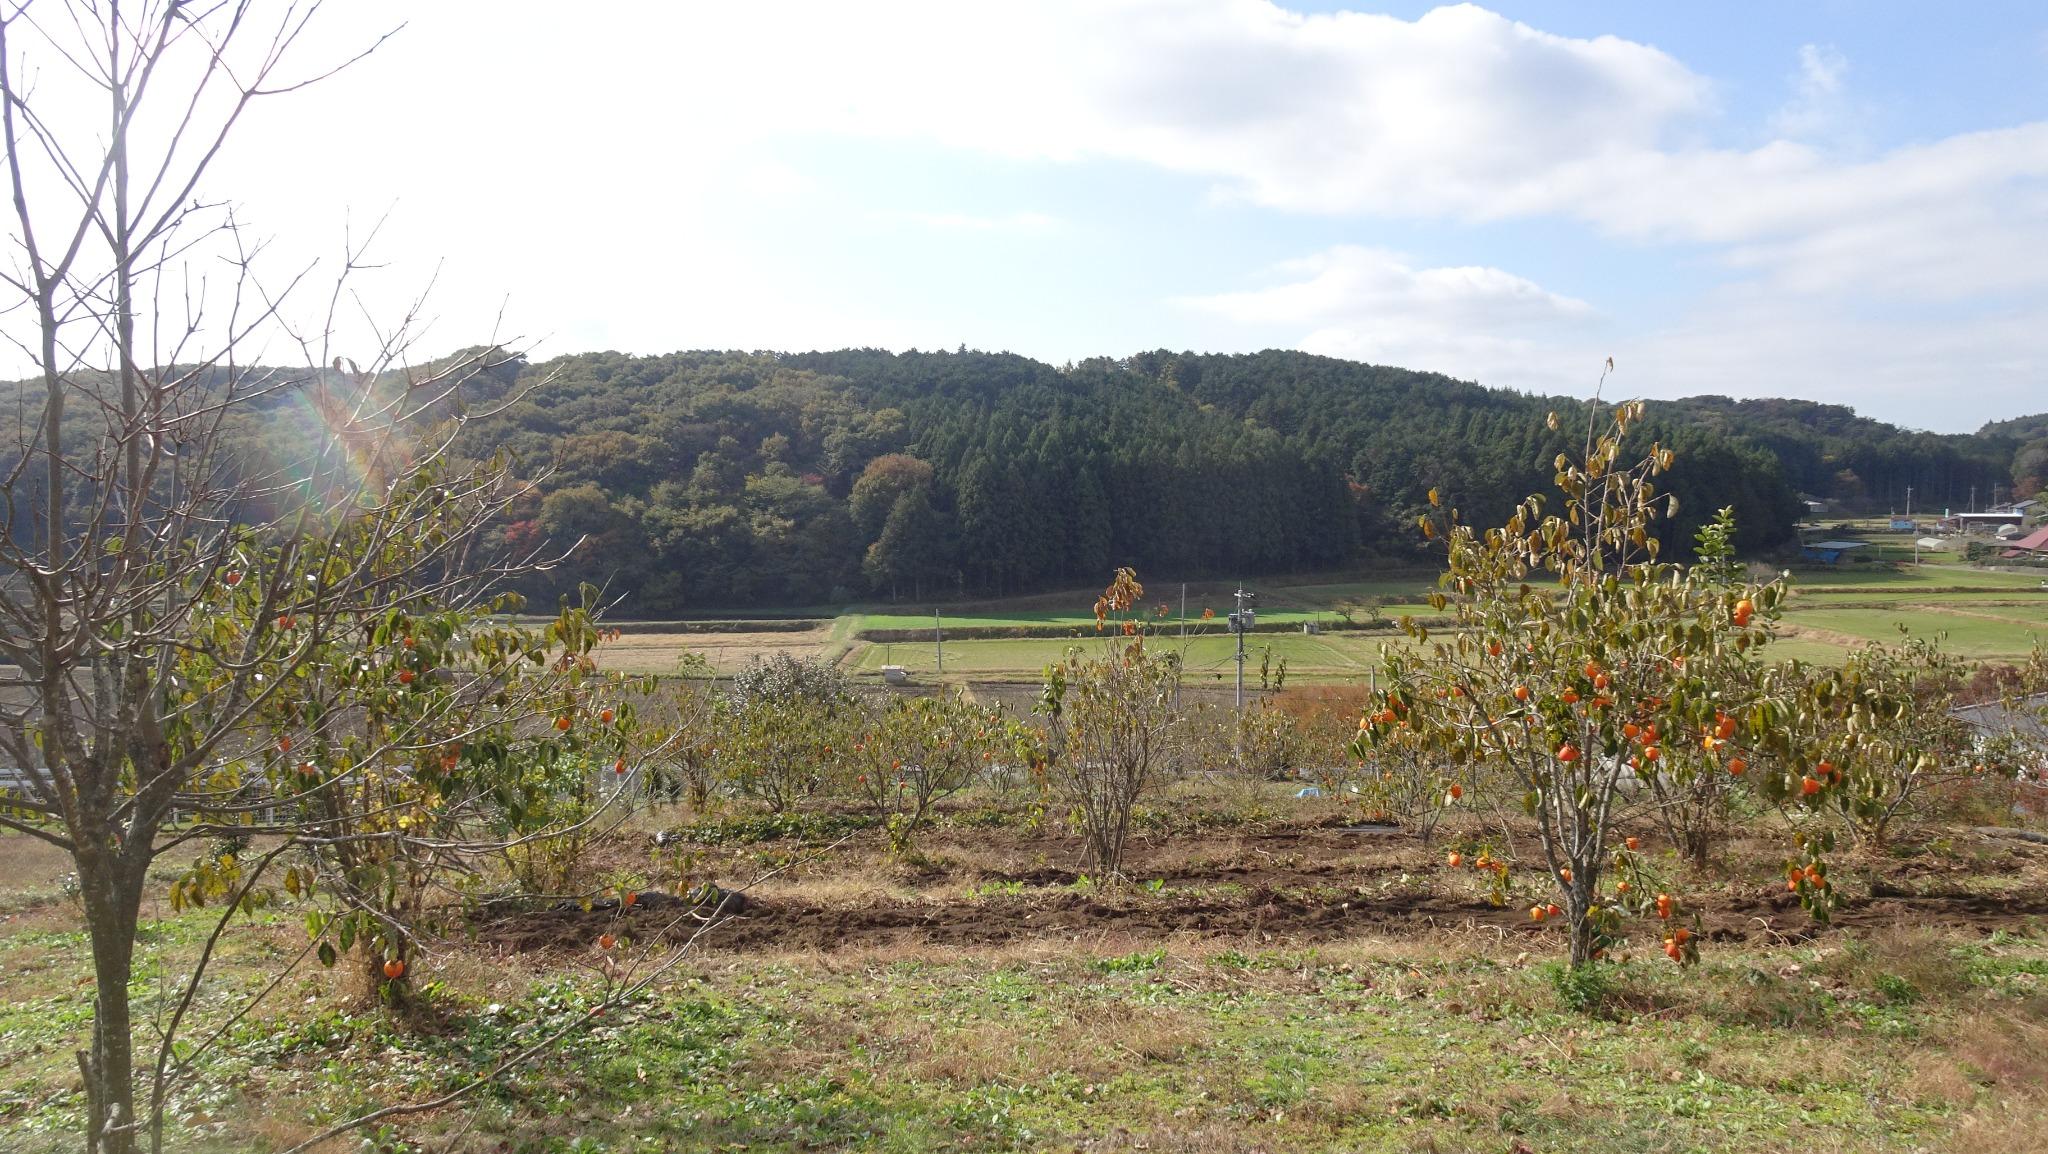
{"left": 859, "top": 607, "right": 1346, "bottom": 631}
{"left": 1791, "top": 566, "right": 2047, "bottom": 591}
{"left": 1783, "top": 606, "right": 2048, "bottom": 662}
{"left": 589, "top": 562, "right": 2048, "bottom": 685}
{"left": 850, "top": 629, "right": 1407, "bottom": 682}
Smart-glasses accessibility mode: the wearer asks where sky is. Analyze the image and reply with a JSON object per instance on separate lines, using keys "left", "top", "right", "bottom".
{"left": 9, "top": 1, "right": 2048, "bottom": 432}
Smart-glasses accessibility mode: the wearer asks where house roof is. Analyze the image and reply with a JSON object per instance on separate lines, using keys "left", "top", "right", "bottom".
{"left": 2003, "top": 525, "right": 2048, "bottom": 553}
{"left": 1952, "top": 694, "right": 2048, "bottom": 745}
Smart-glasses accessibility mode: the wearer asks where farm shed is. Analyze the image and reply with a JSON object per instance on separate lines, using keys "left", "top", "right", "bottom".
{"left": 1943, "top": 511, "right": 2025, "bottom": 534}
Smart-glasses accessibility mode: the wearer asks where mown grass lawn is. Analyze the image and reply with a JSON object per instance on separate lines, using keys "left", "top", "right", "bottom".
{"left": 859, "top": 607, "right": 1347, "bottom": 632}
{"left": 1787, "top": 565, "right": 2045, "bottom": 591}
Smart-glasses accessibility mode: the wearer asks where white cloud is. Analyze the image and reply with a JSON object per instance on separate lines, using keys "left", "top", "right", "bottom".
{"left": 645, "top": 3, "right": 2048, "bottom": 299}
{"left": 9, "top": 1, "right": 2037, "bottom": 428}
{"left": 1186, "top": 243, "right": 2048, "bottom": 429}
{"left": 882, "top": 210, "right": 1063, "bottom": 233}
{"left": 740, "top": 161, "right": 816, "bottom": 203}
{"left": 1614, "top": 291, "right": 2047, "bottom": 428}
{"left": 670, "top": 1, "right": 1712, "bottom": 220}
{"left": 1179, "top": 245, "right": 1601, "bottom": 389}
{"left": 1770, "top": 44, "right": 1850, "bottom": 140}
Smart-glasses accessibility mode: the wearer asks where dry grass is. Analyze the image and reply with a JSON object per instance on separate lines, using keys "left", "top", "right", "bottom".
{"left": 0, "top": 833, "right": 73, "bottom": 912}
{"left": 593, "top": 625, "right": 838, "bottom": 676}
{"left": 1933, "top": 1011, "right": 2048, "bottom": 1152}
{"left": 9, "top": 780, "right": 2048, "bottom": 1153}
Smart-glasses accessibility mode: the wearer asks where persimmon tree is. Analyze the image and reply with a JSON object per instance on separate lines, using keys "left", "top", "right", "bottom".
{"left": 717, "top": 654, "right": 853, "bottom": 812}
{"left": 0, "top": 4, "right": 637, "bottom": 1149}
{"left": 170, "top": 561, "right": 628, "bottom": 1014}
{"left": 847, "top": 691, "right": 1026, "bottom": 856}
{"left": 1353, "top": 397, "right": 1836, "bottom": 967}
{"left": 1639, "top": 508, "right": 1769, "bottom": 867}
{"left": 1038, "top": 568, "right": 1185, "bottom": 876}
{"left": 1354, "top": 720, "right": 1462, "bottom": 847}
{"left": 650, "top": 679, "right": 723, "bottom": 811}
{"left": 1235, "top": 701, "right": 1306, "bottom": 780}
{"left": 1767, "top": 635, "right": 2012, "bottom": 847}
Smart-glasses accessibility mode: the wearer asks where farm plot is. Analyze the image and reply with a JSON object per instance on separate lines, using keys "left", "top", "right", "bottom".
{"left": 849, "top": 630, "right": 1408, "bottom": 683}
{"left": 9, "top": 800, "right": 2048, "bottom": 1154}
{"left": 1781, "top": 604, "right": 2048, "bottom": 660}
{"left": 595, "top": 621, "right": 844, "bottom": 676}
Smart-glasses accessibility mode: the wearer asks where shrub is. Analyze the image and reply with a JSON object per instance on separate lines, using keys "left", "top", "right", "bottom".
{"left": 1356, "top": 399, "right": 1842, "bottom": 967}
{"left": 1038, "top": 569, "right": 1186, "bottom": 876}
{"left": 847, "top": 692, "right": 1034, "bottom": 855}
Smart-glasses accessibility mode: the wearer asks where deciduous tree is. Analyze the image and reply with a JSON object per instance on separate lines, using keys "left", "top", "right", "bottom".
{"left": 1355, "top": 396, "right": 1836, "bottom": 966}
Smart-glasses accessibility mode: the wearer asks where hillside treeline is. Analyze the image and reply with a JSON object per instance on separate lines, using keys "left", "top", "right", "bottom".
{"left": 442, "top": 347, "right": 2022, "bottom": 614}
{"left": 5, "top": 348, "right": 2035, "bottom": 614}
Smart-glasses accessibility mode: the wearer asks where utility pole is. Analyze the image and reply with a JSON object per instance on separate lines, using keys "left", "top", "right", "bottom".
{"left": 934, "top": 608, "right": 943, "bottom": 674}
{"left": 1907, "top": 486, "right": 1917, "bottom": 566}
{"left": 1180, "top": 582, "right": 1187, "bottom": 641}
{"left": 1229, "top": 584, "right": 1255, "bottom": 770}
{"left": 1230, "top": 585, "right": 1256, "bottom": 713}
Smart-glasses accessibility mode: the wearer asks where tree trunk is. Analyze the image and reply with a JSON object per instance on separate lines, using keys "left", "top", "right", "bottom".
{"left": 1681, "top": 827, "right": 1712, "bottom": 871}
{"left": 1564, "top": 868, "right": 1597, "bottom": 968}
{"left": 79, "top": 854, "right": 143, "bottom": 1154}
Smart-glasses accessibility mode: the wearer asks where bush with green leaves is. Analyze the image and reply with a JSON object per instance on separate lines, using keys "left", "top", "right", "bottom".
{"left": 714, "top": 654, "right": 857, "bottom": 812}
{"left": 846, "top": 692, "right": 1035, "bottom": 855}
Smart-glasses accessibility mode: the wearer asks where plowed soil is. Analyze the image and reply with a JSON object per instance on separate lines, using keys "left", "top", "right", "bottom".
{"left": 471, "top": 819, "right": 2048, "bottom": 956}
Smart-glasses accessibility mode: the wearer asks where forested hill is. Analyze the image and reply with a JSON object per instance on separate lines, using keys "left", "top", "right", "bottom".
{"left": 437, "top": 347, "right": 2029, "bottom": 615}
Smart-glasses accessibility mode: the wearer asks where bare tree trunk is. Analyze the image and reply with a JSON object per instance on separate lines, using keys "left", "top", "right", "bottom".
{"left": 78, "top": 850, "right": 145, "bottom": 1154}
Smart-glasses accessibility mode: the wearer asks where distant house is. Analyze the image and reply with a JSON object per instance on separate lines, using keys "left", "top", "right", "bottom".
{"left": 2001, "top": 525, "right": 2048, "bottom": 560}
{"left": 1800, "top": 540, "right": 1869, "bottom": 565}
{"left": 1802, "top": 498, "right": 1830, "bottom": 516}
{"left": 1941, "top": 511, "right": 2025, "bottom": 534}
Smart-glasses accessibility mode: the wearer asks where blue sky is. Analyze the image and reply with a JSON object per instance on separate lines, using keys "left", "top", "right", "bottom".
{"left": 14, "top": 2, "right": 2047, "bottom": 431}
